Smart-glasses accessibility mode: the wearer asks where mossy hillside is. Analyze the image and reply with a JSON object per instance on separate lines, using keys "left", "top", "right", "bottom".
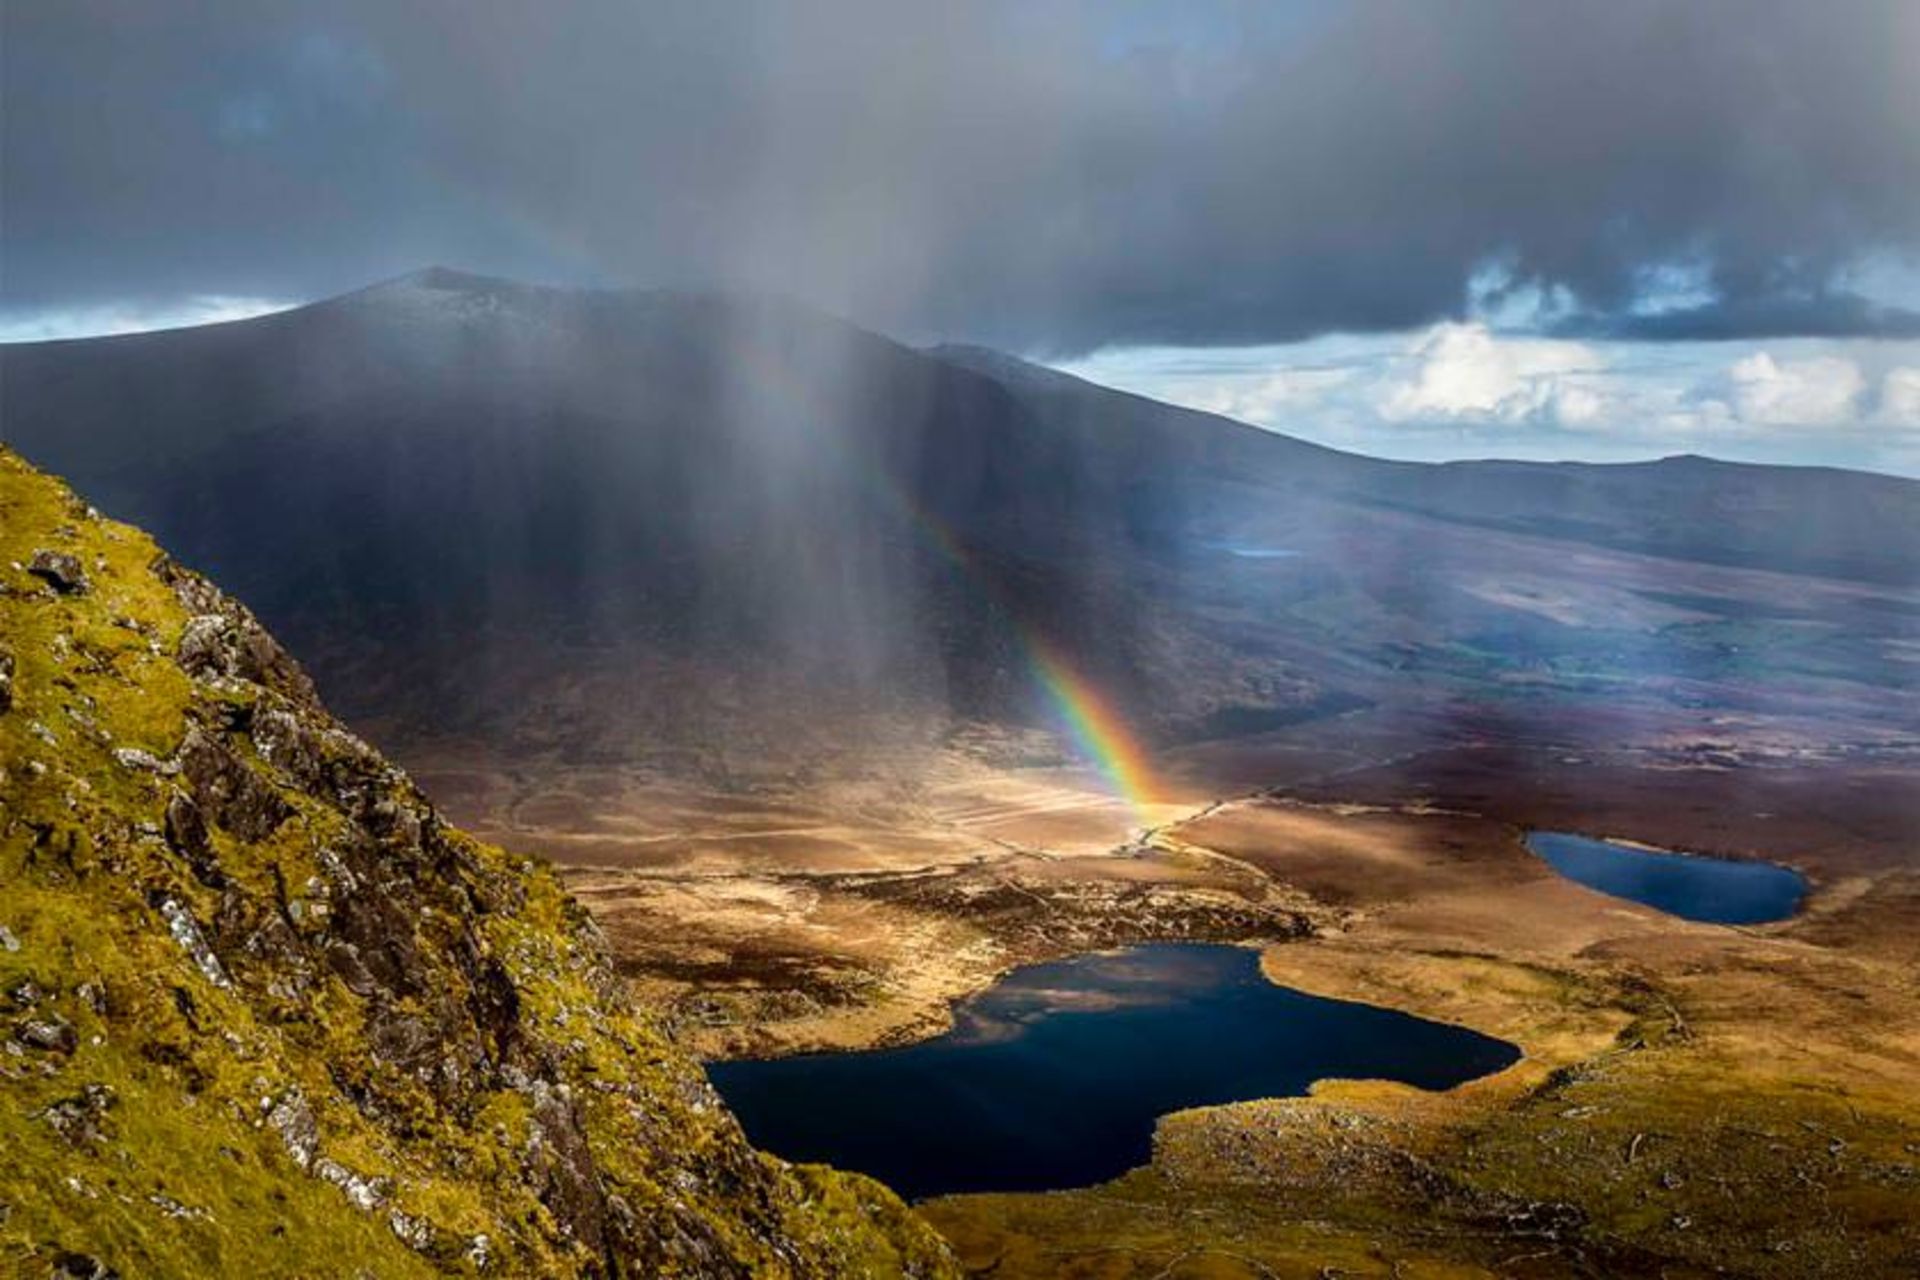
{"left": 0, "top": 447, "right": 956, "bottom": 1278}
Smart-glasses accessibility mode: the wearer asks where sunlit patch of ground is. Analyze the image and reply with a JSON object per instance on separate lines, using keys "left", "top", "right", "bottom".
{"left": 406, "top": 709, "right": 1920, "bottom": 1274}
{"left": 411, "top": 744, "right": 1303, "bottom": 1058}
{"left": 921, "top": 767, "right": 1920, "bottom": 1277}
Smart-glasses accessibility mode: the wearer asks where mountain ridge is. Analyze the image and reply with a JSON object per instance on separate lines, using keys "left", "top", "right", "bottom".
{"left": 2, "top": 270, "right": 1914, "bottom": 784}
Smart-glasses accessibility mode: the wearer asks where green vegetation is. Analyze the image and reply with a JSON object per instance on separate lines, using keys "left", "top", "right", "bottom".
{"left": 0, "top": 448, "right": 955, "bottom": 1278}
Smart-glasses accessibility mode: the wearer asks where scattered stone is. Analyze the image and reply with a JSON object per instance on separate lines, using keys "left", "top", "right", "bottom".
{"left": 16, "top": 1015, "right": 77, "bottom": 1055}
{"left": 27, "top": 549, "right": 90, "bottom": 594}
{"left": 0, "top": 925, "right": 19, "bottom": 953}
{"left": 389, "top": 1209, "right": 434, "bottom": 1250}
{"left": 266, "top": 1090, "right": 319, "bottom": 1171}
{"left": 148, "top": 1193, "right": 208, "bottom": 1221}
{"left": 313, "top": 1157, "right": 389, "bottom": 1212}
{"left": 38, "top": 1083, "right": 117, "bottom": 1146}
{"left": 112, "top": 746, "right": 176, "bottom": 775}
{"left": 0, "top": 646, "right": 13, "bottom": 714}
{"left": 158, "top": 898, "right": 232, "bottom": 989}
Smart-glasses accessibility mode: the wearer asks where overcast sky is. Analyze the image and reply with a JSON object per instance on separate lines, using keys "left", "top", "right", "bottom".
{"left": 5, "top": 1, "right": 1919, "bottom": 472}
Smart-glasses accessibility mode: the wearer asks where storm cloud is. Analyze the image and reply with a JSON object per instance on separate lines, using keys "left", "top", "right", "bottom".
{"left": 5, "top": 0, "right": 1919, "bottom": 352}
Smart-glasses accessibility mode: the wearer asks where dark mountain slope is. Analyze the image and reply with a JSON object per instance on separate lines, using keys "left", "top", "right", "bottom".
{"left": 931, "top": 345, "right": 1920, "bottom": 588}
{"left": 0, "top": 448, "right": 955, "bottom": 1277}
{"left": 4, "top": 270, "right": 1915, "bottom": 780}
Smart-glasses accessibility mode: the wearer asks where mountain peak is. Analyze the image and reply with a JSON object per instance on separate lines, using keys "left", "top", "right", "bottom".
{"left": 348, "top": 265, "right": 559, "bottom": 306}
{"left": 402, "top": 265, "right": 509, "bottom": 292}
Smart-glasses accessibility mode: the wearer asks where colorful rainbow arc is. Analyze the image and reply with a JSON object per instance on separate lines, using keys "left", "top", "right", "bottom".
{"left": 1022, "top": 640, "right": 1162, "bottom": 814}
{"left": 876, "top": 479, "right": 1163, "bottom": 816}
{"left": 673, "top": 336, "right": 1164, "bottom": 818}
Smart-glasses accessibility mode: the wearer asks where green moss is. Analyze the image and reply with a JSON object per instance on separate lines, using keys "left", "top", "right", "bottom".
{"left": 0, "top": 449, "right": 956, "bottom": 1278}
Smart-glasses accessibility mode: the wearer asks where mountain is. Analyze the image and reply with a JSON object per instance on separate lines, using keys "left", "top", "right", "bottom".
{"left": 0, "top": 447, "right": 954, "bottom": 1277}
{"left": 4, "top": 268, "right": 1916, "bottom": 790}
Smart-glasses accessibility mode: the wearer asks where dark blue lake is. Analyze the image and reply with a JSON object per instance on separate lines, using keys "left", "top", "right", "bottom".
{"left": 1526, "top": 832, "right": 1805, "bottom": 924}
{"left": 707, "top": 943, "right": 1519, "bottom": 1199}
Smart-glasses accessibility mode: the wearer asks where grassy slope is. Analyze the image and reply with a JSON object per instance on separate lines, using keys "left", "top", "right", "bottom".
{"left": 0, "top": 448, "right": 955, "bottom": 1278}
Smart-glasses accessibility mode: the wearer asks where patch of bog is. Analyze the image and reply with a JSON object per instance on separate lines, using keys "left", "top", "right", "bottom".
{"left": 707, "top": 943, "right": 1518, "bottom": 1200}
{"left": 1526, "top": 832, "right": 1806, "bottom": 925}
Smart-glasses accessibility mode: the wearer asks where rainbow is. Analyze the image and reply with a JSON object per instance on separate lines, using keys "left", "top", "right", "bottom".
{"left": 877, "top": 479, "right": 1162, "bottom": 815}
{"left": 1022, "top": 639, "right": 1161, "bottom": 812}
{"left": 661, "top": 336, "right": 1164, "bottom": 817}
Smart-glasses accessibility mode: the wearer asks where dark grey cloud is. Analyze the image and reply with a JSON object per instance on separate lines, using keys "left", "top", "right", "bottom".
{"left": 5, "top": 0, "right": 1919, "bottom": 351}
{"left": 1573, "top": 295, "right": 1920, "bottom": 343}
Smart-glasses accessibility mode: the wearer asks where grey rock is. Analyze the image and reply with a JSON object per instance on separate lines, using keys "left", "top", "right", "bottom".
{"left": 389, "top": 1209, "right": 434, "bottom": 1250}
{"left": 112, "top": 746, "right": 175, "bottom": 775}
{"left": 148, "top": 1193, "right": 207, "bottom": 1221}
{"left": 16, "top": 1015, "right": 77, "bottom": 1054}
{"left": 266, "top": 1090, "right": 319, "bottom": 1171}
{"left": 314, "top": 1157, "right": 390, "bottom": 1212}
{"left": 159, "top": 898, "right": 232, "bottom": 989}
{"left": 162, "top": 790, "right": 220, "bottom": 887}
{"left": 51, "top": 1251, "right": 121, "bottom": 1279}
{"left": 27, "top": 549, "right": 89, "bottom": 594}
{"left": 38, "top": 1083, "right": 117, "bottom": 1147}
{"left": 176, "top": 727, "right": 290, "bottom": 844}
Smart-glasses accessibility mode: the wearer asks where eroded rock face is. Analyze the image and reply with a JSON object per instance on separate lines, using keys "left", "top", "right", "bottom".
{"left": 0, "top": 449, "right": 957, "bottom": 1278}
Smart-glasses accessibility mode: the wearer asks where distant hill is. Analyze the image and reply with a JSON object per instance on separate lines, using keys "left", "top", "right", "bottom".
{"left": 6, "top": 269, "right": 1916, "bottom": 778}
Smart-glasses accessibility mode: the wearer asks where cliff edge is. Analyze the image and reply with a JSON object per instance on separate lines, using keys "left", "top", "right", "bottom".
{"left": 0, "top": 447, "right": 954, "bottom": 1278}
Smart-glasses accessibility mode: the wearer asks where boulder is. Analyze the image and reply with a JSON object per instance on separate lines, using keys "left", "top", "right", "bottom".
{"left": 27, "top": 549, "right": 89, "bottom": 594}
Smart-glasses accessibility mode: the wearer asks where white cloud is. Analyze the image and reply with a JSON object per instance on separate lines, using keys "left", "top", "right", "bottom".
{"left": 1723, "top": 352, "right": 1865, "bottom": 426}
{"left": 1052, "top": 333, "right": 1920, "bottom": 475}
{"left": 1375, "top": 322, "right": 1605, "bottom": 425}
{"left": 1178, "top": 366, "right": 1358, "bottom": 423}
{"left": 0, "top": 295, "right": 292, "bottom": 343}
{"left": 1880, "top": 367, "right": 1920, "bottom": 427}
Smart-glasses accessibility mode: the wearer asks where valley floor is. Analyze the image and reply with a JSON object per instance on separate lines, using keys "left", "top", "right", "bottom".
{"left": 410, "top": 707, "right": 1920, "bottom": 1277}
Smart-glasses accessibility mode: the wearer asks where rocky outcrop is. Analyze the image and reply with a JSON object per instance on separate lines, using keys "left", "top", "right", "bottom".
{"left": 0, "top": 448, "right": 955, "bottom": 1278}
{"left": 25, "top": 549, "right": 89, "bottom": 595}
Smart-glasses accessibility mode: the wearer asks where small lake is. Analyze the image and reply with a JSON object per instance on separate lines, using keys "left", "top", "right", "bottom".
{"left": 1526, "top": 832, "right": 1805, "bottom": 924}
{"left": 707, "top": 943, "right": 1519, "bottom": 1199}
